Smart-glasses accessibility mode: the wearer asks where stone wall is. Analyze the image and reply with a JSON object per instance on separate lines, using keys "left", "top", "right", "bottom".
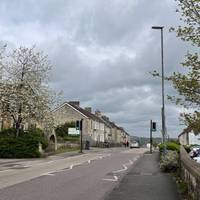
{"left": 180, "top": 146, "right": 200, "bottom": 200}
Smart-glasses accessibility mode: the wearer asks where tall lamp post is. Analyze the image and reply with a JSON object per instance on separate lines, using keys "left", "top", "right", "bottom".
{"left": 152, "top": 26, "right": 167, "bottom": 154}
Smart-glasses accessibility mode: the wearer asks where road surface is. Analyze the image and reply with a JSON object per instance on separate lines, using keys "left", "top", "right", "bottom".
{"left": 0, "top": 148, "right": 146, "bottom": 200}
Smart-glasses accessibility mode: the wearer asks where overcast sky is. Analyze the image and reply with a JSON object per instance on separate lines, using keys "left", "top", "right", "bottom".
{"left": 0, "top": 0, "right": 191, "bottom": 138}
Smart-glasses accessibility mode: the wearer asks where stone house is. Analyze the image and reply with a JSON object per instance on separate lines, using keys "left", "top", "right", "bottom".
{"left": 52, "top": 101, "right": 108, "bottom": 145}
{"left": 98, "top": 115, "right": 123, "bottom": 145}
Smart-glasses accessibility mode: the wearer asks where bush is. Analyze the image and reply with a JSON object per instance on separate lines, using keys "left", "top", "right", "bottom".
{"left": 55, "top": 122, "right": 75, "bottom": 138}
{"left": 63, "top": 135, "right": 80, "bottom": 142}
{"left": 27, "top": 128, "right": 48, "bottom": 149}
{"left": 0, "top": 135, "right": 40, "bottom": 158}
{"left": 0, "top": 128, "right": 48, "bottom": 158}
{"left": 160, "top": 150, "right": 179, "bottom": 172}
{"left": 0, "top": 128, "right": 23, "bottom": 137}
{"left": 159, "top": 142, "right": 180, "bottom": 153}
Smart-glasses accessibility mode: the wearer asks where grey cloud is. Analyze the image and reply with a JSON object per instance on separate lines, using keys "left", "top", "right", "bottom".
{"left": 0, "top": 0, "right": 190, "bottom": 137}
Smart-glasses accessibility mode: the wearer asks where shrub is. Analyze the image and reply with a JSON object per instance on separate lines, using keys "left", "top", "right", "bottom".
{"left": 0, "top": 128, "right": 48, "bottom": 158}
{"left": 0, "top": 128, "right": 23, "bottom": 137}
{"left": 0, "top": 135, "right": 40, "bottom": 158}
{"left": 160, "top": 150, "right": 179, "bottom": 172}
{"left": 63, "top": 135, "right": 80, "bottom": 142}
{"left": 55, "top": 122, "right": 75, "bottom": 138}
{"left": 27, "top": 128, "right": 48, "bottom": 149}
{"left": 159, "top": 142, "right": 180, "bottom": 153}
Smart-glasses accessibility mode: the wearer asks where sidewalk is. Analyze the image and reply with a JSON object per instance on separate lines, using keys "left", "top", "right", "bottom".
{"left": 105, "top": 152, "right": 181, "bottom": 200}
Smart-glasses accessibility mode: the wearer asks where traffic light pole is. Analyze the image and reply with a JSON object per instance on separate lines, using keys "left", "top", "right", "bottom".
{"left": 80, "top": 119, "right": 83, "bottom": 153}
{"left": 150, "top": 120, "right": 153, "bottom": 154}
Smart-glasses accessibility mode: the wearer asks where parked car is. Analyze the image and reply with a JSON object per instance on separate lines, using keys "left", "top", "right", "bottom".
{"left": 146, "top": 143, "right": 151, "bottom": 149}
{"left": 130, "top": 141, "right": 139, "bottom": 148}
{"left": 193, "top": 156, "right": 200, "bottom": 163}
{"left": 189, "top": 146, "right": 200, "bottom": 158}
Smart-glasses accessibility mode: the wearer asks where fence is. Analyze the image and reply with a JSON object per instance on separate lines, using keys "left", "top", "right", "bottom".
{"left": 180, "top": 146, "right": 200, "bottom": 200}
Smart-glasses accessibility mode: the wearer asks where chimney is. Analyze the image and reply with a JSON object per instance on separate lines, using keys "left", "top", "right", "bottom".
{"left": 68, "top": 101, "right": 80, "bottom": 107}
{"left": 85, "top": 107, "right": 92, "bottom": 113}
{"left": 95, "top": 110, "right": 102, "bottom": 117}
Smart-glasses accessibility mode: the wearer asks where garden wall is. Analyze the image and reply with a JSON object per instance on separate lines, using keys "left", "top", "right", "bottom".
{"left": 180, "top": 146, "right": 200, "bottom": 200}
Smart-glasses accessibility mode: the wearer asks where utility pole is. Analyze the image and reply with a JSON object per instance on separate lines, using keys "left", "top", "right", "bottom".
{"left": 152, "top": 26, "right": 167, "bottom": 155}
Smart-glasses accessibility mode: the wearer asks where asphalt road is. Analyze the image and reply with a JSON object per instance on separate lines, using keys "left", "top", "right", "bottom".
{"left": 0, "top": 148, "right": 146, "bottom": 200}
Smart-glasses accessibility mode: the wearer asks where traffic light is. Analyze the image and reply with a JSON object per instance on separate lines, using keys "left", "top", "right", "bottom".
{"left": 152, "top": 122, "right": 156, "bottom": 132}
{"left": 76, "top": 120, "right": 83, "bottom": 131}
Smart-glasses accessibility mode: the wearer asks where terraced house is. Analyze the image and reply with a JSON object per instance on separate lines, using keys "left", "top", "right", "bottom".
{"left": 52, "top": 101, "right": 108, "bottom": 146}
{"left": 52, "top": 101, "right": 129, "bottom": 146}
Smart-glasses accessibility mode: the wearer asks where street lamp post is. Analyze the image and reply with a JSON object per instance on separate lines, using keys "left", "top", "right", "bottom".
{"left": 152, "top": 26, "right": 167, "bottom": 154}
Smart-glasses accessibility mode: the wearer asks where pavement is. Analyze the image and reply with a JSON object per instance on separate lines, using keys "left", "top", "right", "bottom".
{"left": 105, "top": 151, "right": 181, "bottom": 200}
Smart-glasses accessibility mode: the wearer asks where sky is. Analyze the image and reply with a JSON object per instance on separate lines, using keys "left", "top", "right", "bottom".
{"left": 0, "top": 0, "right": 192, "bottom": 138}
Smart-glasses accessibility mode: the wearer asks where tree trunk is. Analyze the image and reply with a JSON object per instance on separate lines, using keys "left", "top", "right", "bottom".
{"left": 16, "top": 121, "right": 20, "bottom": 137}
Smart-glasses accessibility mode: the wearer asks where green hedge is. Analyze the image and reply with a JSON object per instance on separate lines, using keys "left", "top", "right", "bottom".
{"left": 55, "top": 122, "right": 75, "bottom": 138}
{"left": 63, "top": 135, "right": 80, "bottom": 141}
{"left": 0, "top": 128, "right": 48, "bottom": 158}
{"left": 159, "top": 142, "right": 180, "bottom": 153}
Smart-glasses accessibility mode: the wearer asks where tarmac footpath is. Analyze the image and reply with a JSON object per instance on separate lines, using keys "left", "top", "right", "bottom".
{"left": 105, "top": 152, "right": 181, "bottom": 200}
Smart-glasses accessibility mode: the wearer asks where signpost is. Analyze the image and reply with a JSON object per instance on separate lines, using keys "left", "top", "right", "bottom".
{"left": 76, "top": 119, "right": 83, "bottom": 153}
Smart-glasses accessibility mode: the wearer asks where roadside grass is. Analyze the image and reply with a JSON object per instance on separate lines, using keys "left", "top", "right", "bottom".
{"left": 172, "top": 171, "right": 188, "bottom": 200}
{"left": 55, "top": 146, "right": 80, "bottom": 154}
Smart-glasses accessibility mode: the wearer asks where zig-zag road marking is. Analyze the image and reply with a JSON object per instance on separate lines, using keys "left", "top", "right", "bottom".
{"left": 112, "top": 164, "right": 128, "bottom": 173}
{"left": 102, "top": 175, "right": 118, "bottom": 182}
{"left": 129, "top": 160, "right": 133, "bottom": 164}
{"left": 41, "top": 172, "right": 55, "bottom": 176}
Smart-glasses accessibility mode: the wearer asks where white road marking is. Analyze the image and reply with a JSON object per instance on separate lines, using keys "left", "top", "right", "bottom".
{"left": 24, "top": 160, "right": 55, "bottom": 168}
{"left": 112, "top": 164, "right": 128, "bottom": 173}
{"left": 70, "top": 165, "right": 73, "bottom": 169}
{"left": 41, "top": 172, "right": 55, "bottom": 176}
{"left": 129, "top": 160, "right": 133, "bottom": 164}
{"left": 102, "top": 175, "right": 118, "bottom": 182}
{"left": 0, "top": 169, "right": 13, "bottom": 173}
{"left": 88, "top": 160, "right": 91, "bottom": 164}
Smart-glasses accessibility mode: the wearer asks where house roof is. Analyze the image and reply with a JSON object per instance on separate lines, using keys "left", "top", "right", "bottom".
{"left": 99, "top": 117, "right": 112, "bottom": 128}
{"left": 53, "top": 101, "right": 129, "bottom": 133}
{"left": 178, "top": 126, "right": 192, "bottom": 138}
{"left": 68, "top": 102, "right": 105, "bottom": 124}
{"left": 52, "top": 102, "right": 88, "bottom": 119}
{"left": 101, "top": 116, "right": 125, "bottom": 131}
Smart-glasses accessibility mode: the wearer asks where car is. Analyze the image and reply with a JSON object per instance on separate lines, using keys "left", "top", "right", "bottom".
{"left": 130, "top": 141, "right": 139, "bottom": 148}
{"left": 189, "top": 147, "right": 200, "bottom": 158}
{"left": 146, "top": 143, "right": 151, "bottom": 149}
{"left": 193, "top": 156, "right": 200, "bottom": 163}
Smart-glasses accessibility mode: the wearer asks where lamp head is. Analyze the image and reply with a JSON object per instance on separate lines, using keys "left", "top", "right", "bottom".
{"left": 152, "top": 26, "right": 164, "bottom": 30}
